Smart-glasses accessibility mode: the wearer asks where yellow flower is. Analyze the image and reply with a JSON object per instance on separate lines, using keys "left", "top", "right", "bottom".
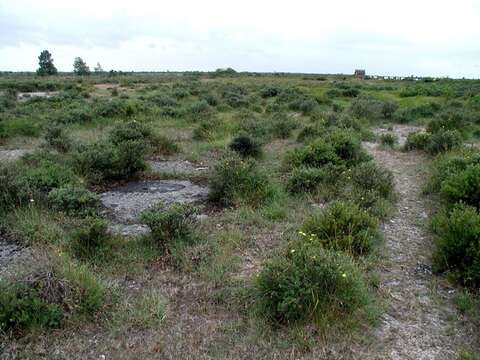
{"left": 290, "top": 249, "right": 296, "bottom": 253}
{"left": 342, "top": 273, "right": 347, "bottom": 278}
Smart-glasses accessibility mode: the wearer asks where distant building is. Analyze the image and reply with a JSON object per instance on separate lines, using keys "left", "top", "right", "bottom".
{"left": 354, "top": 69, "right": 366, "bottom": 80}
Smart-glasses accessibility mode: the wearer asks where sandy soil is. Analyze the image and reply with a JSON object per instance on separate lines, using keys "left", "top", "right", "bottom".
{"left": 361, "top": 126, "right": 477, "bottom": 359}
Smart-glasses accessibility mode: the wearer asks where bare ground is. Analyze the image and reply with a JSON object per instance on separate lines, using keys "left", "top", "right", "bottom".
{"left": 361, "top": 127, "right": 478, "bottom": 359}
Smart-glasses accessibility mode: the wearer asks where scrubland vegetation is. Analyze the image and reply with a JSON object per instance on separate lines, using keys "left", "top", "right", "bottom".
{"left": 1, "top": 70, "right": 480, "bottom": 358}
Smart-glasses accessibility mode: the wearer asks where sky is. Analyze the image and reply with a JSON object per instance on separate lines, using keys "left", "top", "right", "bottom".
{"left": 1, "top": 0, "right": 480, "bottom": 78}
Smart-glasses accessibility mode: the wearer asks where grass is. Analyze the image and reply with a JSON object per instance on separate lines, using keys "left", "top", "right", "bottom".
{"left": 1, "top": 72, "right": 479, "bottom": 357}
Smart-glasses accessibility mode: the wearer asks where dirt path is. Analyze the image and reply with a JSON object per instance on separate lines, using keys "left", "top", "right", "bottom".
{"left": 363, "top": 133, "right": 474, "bottom": 359}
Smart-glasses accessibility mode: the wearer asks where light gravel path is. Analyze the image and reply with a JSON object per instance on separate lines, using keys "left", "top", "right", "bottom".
{"left": 362, "top": 127, "right": 475, "bottom": 359}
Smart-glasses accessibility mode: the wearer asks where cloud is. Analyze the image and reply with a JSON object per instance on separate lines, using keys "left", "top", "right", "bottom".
{"left": 0, "top": 0, "right": 479, "bottom": 77}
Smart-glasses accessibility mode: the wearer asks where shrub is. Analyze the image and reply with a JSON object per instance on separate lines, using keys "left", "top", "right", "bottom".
{"left": 381, "top": 101, "right": 399, "bottom": 119}
{"left": 60, "top": 107, "right": 94, "bottom": 124}
{"left": 48, "top": 185, "right": 99, "bottom": 216}
{"left": 95, "top": 98, "right": 137, "bottom": 118}
{"left": 379, "top": 133, "right": 398, "bottom": 147}
{"left": 209, "top": 154, "right": 275, "bottom": 207}
{"left": 70, "top": 218, "right": 110, "bottom": 259}
{"left": 270, "top": 113, "right": 298, "bottom": 139}
{"left": 0, "top": 162, "right": 32, "bottom": 210}
{"left": 286, "top": 141, "right": 339, "bottom": 168}
{"left": 328, "top": 129, "right": 370, "bottom": 165}
{"left": 349, "top": 96, "right": 383, "bottom": 120}
{"left": 74, "top": 140, "right": 147, "bottom": 183}
{"left": 286, "top": 167, "right": 325, "bottom": 194}
{"left": 296, "top": 124, "right": 324, "bottom": 142}
{"left": 0, "top": 281, "right": 63, "bottom": 335}
{"left": 404, "top": 132, "right": 431, "bottom": 151}
{"left": 426, "top": 130, "right": 463, "bottom": 155}
{"left": 256, "top": 245, "right": 371, "bottom": 324}
{"left": 440, "top": 164, "right": 480, "bottom": 208}
{"left": 193, "top": 118, "right": 224, "bottom": 141}
{"left": 20, "top": 157, "right": 79, "bottom": 195}
{"left": 301, "top": 201, "right": 380, "bottom": 256}
{"left": 229, "top": 135, "right": 262, "bottom": 158}
{"left": 351, "top": 161, "right": 395, "bottom": 200}
{"left": 426, "top": 150, "right": 480, "bottom": 194}
{"left": 187, "top": 100, "right": 211, "bottom": 117}
{"left": 44, "top": 125, "right": 71, "bottom": 153}
{"left": 236, "top": 116, "right": 269, "bottom": 140}
{"left": 140, "top": 203, "right": 198, "bottom": 247}
{"left": 432, "top": 204, "right": 480, "bottom": 286}
{"left": 260, "top": 86, "right": 280, "bottom": 98}
{"left": 110, "top": 121, "right": 179, "bottom": 155}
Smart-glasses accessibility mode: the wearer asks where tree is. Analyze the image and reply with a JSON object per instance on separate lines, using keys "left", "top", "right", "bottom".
{"left": 36, "top": 50, "right": 57, "bottom": 76}
{"left": 94, "top": 62, "right": 104, "bottom": 73}
{"left": 73, "top": 57, "right": 90, "bottom": 75}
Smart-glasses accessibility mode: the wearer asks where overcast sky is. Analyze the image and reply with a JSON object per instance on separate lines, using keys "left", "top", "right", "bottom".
{"left": 1, "top": 0, "right": 480, "bottom": 77}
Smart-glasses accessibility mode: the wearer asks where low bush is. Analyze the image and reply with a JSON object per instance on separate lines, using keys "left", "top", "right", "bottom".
{"left": 404, "top": 132, "right": 431, "bottom": 151}
{"left": 44, "top": 125, "right": 72, "bottom": 153}
{"left": 426, "top": 130, "right": 463, "bottom": 155}
{"left": 432, "top": 204, "right": 480, "bottom": 286}
{"left": 73, "top": 140, "right": 147, "bottom": 183}
{"left": 229, "top": 135, "right": 262, "bottom": 158}
{"left": 286, "top": 167, "right": 325, "bottom": 194}
{"left": 256, "top": 244, "right": 371, "bottom": 324}
{"left": 209, "top": 154, "right": 276, "bottom": 207}
{"left": 270, "top": 113, "right": 298, "bottom": 139}
{"left": 440, "top": 164, "right": 480, "bottom": 208}
{"left": 286, "top": 141, "right": 339, "bottom": 168}
{"left": 351, "top": 161, "right": 395, "bottom": 200}
{"left": 349, "top": 96, "right": 383, "bottom": 120}
{"left": 140, "top": 203, "right": 198, "bottom": 247}
{"left": 379, "top": 133, "right": 398, "bottom": 147}
{"left": 0, "top": 281, "right": 63, "bottom": 335}
{"left": 70, "top": 218, "right": 110, "bottom": 259}
{"left": 301, "top": 201, "right": 381, "bottom": 256}
{"left": 48, "top": 185, "right": 99, "bottom": 216}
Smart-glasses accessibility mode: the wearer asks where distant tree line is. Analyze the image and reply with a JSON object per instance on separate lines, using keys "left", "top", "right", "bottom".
{"left": 36, "top": 50, "right": 105, "bottom": 76}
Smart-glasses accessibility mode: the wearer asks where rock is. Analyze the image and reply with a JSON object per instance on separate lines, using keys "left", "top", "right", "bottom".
{"left": 148, "top": 160, "right": 208, "bottom": 174}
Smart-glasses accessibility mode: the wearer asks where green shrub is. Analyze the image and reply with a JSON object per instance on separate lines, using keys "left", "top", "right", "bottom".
{"left": 301, "top": 201, "right": 380, "bottom": 256}
{"left": 140, "top": 203, "right": 198, "bottom": 247}
{"left": 270, "top": 113, "right": 298, "bottom": 139}
{"left": 0, "top": 281, "right": 63, "bottom": 335}
{"left": 70, "top": 218, "right": 110, "bottom": 259}
{"left": 426, "top": 150, "right": 480, "bottom": 194}
{"left": 95, "top": 98, "right": 138, "bottom": 118}
{"left": 286, "top": 167, "right": 325, "bottom": 194}
{"left": 432, "top": 204, "right": 480, "bottom": 286}
{"left": 74, "top": 140, "right": 147, "bottom": 183}
{"left": 256, "top": 244, "right": 371, "bottom": 324}
{"left": 48, "top": 185, "right": 99, "bottom": 216}
{"left": 381, "top": 101, "right": 399, "bottom": 119}
{"left": 209, "top": 154, "right": 276, "bottom": 207}
{"left": 286, "top": 141, "right": 339, "bottom": 168}
{"left": 229, "top": 135, "right": 262, "bottom": 158}
{"left": 328, "top": 129, "right": 370, "bottom": 165}
{"left": 349, "top": 96, "right": 383, "bottom": 120}
{"left": 193, "top": 118, "right": 223, "bottom": 141}
{"left": 440, "top": 164, "right": 480, "bottom": 208}
{"left": 20, "top": 157, "right": 79, "bottom": 195}
{"left": 426, "top": 130, "right": 462, "bottom": 154}
{"left": 296, "top": 124, "right": 324, "bottom": 143}
{"left": 44, "top": 125, "right": 71, "bottom": 153}
{"left": 351, "top": 161, "right": 395, "bottom": 200}
{"left": 0, "top": 162, "right": 32, "bottom": 210}
{"left": 379, "top": 133, "right": 398, "bottom": 147}
{"left": 404, "top": 132, "right": 431, "bottom": 151}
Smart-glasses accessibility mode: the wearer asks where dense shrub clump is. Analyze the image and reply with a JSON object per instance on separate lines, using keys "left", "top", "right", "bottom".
{"left": 209, "top": 154, "right": 276, "bottom": 207}
{"left": 48, "top": 185, "right": 99, "bottom": 216}
{"left": 140, "top": 203, "right": 198, "bottom": 247}
{"left": 70, "top": 218, "right": 110, "bottom": 259}
{"left": 229, "top": 135, "right": 262, "bottom": 158}
{"left": 301, "top": 201, "right": 381, "bottom": 256}
{"left": 432, "top": 204, "right": 480, "bottom": 286}
{"left": 256, "top": 244, "right": 371, "bottom": 324}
